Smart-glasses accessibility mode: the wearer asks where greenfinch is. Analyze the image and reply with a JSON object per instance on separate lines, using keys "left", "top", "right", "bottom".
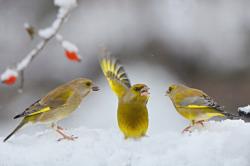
{"left": 99, "top": 51, "right": 149, "bottom": 139}
{"left": 4, "top": 78, "right": 99, "bottom": 142}
{"left": 166, "top": 84, "right": 238, "bottom": 133}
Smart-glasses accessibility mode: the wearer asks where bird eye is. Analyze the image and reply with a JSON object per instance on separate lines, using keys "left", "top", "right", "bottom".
{"left": 134, "top": 87, "right": 141, "bottom": 91}
{"left": 168, "top": 86, "right": 173, "bottom": 92}
{"left": 86, "top": 82, "right": 91, "bottom": 86}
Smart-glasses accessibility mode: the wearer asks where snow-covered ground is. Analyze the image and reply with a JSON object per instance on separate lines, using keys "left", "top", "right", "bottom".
{"left": 1, "top": 120, "right": 250, "bottom": 166}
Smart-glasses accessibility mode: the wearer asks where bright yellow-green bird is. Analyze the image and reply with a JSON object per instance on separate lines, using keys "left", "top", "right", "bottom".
{"left": 3, "top": 78, "right": 99, "bottom": 142}
{"left": 100, "top": 53, "right": 149, "bottom": 139}
{"left": 166, "top": 84, "right": 238, "bottom": 133}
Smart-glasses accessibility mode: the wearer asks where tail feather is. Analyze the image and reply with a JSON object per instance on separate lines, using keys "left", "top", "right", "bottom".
{"left": 13, "top": 113, "right": 24, "bottom": 119}
{"left": 3, "top": 119, "right": 27, "bottom": 142}
{"left": 222, "top": 111, "right": 240, "bottom": 120}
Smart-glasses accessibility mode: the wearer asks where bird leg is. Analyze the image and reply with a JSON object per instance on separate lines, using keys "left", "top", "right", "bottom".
{"left": 182, "top": 120, "right": 206, "bottom": 133}
{"left": 195, "top": 120, "right": 205, "bottom": 127}
{"left": 51, "top": 123, "right": 78, "bottom": 141}
{"left": 56, "top": 125, "right": 64, "bottom": 131}
{"left": 56, "top": 129, "right": 78, "bottom": 142}
{"left": 182, "top": 120, "right": 195, "bottom": 133}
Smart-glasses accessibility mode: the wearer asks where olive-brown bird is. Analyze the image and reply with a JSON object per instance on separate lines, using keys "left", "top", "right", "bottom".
{"left": 166, "top": 84, "right": 238, "bottom": 133}
{"left": 4, "top": 78, "right": 99, "bottom": 142}
{"left": 100, "top": 53, "right": 149, "bottom": 139}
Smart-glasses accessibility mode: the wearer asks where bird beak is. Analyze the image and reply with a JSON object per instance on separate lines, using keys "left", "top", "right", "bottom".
{"left": 92, "top": 86, "right": 100, "bottom": 91}
{"left": 165, "top": 91, "right": 169, "bottom": 96}
{"left": 140, "top": 86, "right": 150, "bottom": 96}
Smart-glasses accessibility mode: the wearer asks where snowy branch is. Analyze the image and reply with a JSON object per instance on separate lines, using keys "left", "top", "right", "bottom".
{"left": 1, "top": 0, "right": 81, "bottom": 92}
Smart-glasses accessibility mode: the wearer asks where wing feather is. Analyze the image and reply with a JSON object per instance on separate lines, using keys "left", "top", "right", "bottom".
{"left": 179, "top": 95, "right": 224, "bottom": 111}
{"left": 100, "top": 54, "right": 131, "bottom": 97}
{"left": 14, "top": 86, "right": 74, "bottom": 119}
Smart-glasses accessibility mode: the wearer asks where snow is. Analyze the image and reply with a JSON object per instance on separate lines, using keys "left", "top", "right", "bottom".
{"left": 17, "top": 55, "right": 33, "bottom": 71}
{"left": 38, "top": 27, "right": 56, "bottom": 39}
{"left": 38, "top": 0, "right": 75, "bottom": 39}
{"left": 56, "top": 34, "right": 63, "bottom": 42}
{"left": 238, "top": 105, "right": 250, "bottom": 114}
{"left": 23, "top": 22, "right": 30, "bottom": 29}
{"left": 62, "top": 40, "right": 79, "bottom": 52}
{"left": 57, "top": 8, "right": 69, "bottom": 19}
{"left": 38, "top": 18, "right": 62, "bottom": 39}
{"left": 0, "top": 120, "right": 250, "bottom": 166}
{"left": 54, "top": 0, "right": 77, "bottom": 10}
{"left": 0, "top": 68, "right": 18, "bottom": 81}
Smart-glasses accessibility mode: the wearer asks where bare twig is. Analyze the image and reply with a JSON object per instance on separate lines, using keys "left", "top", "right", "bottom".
{"left": 18, "top": 70, "right": 24, "bottom": 93}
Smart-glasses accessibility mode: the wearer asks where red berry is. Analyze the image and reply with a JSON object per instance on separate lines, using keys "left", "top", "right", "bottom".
{"left": 3, "top": 75, "right": 17, "bottom": 85}
{"left": 65, "top": 50, "right": 81, "bottom": 62}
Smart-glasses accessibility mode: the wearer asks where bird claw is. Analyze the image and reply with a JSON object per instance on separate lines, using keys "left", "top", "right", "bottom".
{"left": 182, "top": 126, "right": 193, "bottom": 134}
{"left": 57, "top": 126, "right": 64, "bottom": 131}
{"left": 182, "top": 120, "right": 206, "bottom": 134}
{"left": 196, "top": 120, "right": 205, "bottom": 127}
{"left": 57, "top": 135, "right": 78, "bottom": 142}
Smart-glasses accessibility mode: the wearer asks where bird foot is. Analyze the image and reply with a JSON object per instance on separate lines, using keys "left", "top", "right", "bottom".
{"left": 195, "top": 120, "right": 205, "bottom": 127}
{"left": 182, "top": 126, "right": 193, "bottom": 134}
{"left": 51, "top": 123, "right": 64, "bottom": 130}
{"left": 56, "top": 128, "right": 78, "bottom": 141}
{"left": 182, "top": 120, "right": 206, "bottom": 134}
{"left": 57, "top": 135, "right": 78, "bottom": 142}
{"left": 57, "top": 125, "right": 64, "bottom": 130}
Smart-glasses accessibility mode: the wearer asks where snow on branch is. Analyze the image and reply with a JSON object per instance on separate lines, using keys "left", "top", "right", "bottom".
{"left": 238, "top": 105, "right": 250, "bottom": 117}
{"left": 1, "top": 0, "right": 80, "bottom": 92}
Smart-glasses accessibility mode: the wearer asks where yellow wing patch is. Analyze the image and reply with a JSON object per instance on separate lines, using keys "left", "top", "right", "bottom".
{"left": 186, "top": 105, "right": 209, "bottom": 109}
{"left": 27, "top": 107, "right": 51, "bottom": 116}
{"left": 177, "top": 105, "right": 209, "bottom": 109}
{"left": 206, "top": 112, "right": 225, "bottom": 117}
{"left": 100, "top": 53, "right": 131, "bottom": 97}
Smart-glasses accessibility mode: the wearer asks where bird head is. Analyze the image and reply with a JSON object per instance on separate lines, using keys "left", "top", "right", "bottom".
{"left": 122, "top": 84, "right": 149, "bottom": 104}
{"left": 70, "top": 78, "right": 99, "bottom": 94}
{"left": 166, "top": 84, "right": 187, "bottom": 96}
{"left": 123, "top": 84, "right": 150, "bottom": 104}
{"left": 131, "top": 84, "right": 150, "bottom": 97}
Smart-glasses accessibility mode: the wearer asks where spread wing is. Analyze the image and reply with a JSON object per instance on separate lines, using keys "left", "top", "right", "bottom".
{"left": 14, "top": 86, "right": 74, "bottom": 119}
{"left": 100, "top": 54, "right": 131, "bottom": 97}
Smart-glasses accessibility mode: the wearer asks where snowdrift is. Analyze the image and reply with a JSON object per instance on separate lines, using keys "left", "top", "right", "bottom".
{"left": 1, "top": 120, "right": 250, "bottom": 166}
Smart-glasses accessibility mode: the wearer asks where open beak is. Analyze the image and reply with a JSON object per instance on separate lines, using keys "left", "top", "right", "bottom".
{"left": 92, "top": 86, "right": 100, "bottom": 91}
{"left": 140, "top": 86, "right": 150, "bottom": 96}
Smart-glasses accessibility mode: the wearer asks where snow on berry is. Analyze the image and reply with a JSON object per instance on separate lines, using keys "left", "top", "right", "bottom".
{"left": 1, "top": 69, "right": 18, "bottom": 85}
{"left": 62, "top": 40, "right": 81, "bottom": 62}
